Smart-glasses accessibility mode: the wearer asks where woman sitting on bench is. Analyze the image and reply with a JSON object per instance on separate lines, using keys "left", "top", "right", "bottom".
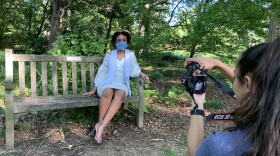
{"left": 84, "top": 31, "right": 149, "bottom": 144}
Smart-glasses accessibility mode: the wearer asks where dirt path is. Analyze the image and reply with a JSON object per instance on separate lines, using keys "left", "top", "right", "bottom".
{"left": 0, "top": 107, "right": 189, "bottom": 156}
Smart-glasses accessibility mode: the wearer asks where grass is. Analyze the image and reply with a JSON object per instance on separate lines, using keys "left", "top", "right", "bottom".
{"left": 19, "top": 121, "right": 34, "bottom": 132}
{"left": 205, "top": 100, "right": 222, "bottom": 110}
{"left": 164, "top": 147, "right": 178, "bottom": 156}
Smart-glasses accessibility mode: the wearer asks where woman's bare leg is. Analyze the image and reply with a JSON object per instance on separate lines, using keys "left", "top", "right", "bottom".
{"left": 98, "top": 88, "right": 114, "bottom": 122}
{"left": 95, "top": 89, "right": 125, "bottom": 143}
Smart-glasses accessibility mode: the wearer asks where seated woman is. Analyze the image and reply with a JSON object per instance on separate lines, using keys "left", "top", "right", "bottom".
{"left": 84, "top": 31, "right": 149, "bottom": 144}
{"left": 184, "top": 38, "right": 280, "bottom": 156}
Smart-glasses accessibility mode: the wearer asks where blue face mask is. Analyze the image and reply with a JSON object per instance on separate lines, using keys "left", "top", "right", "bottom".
{"left": 115, "top": 42, "right": 128, "bottom": 50}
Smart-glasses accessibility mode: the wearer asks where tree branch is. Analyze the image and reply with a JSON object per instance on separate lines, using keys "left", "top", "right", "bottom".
{"left": 168, "top": 0, "right": 184, "bottom": 24}
{"left": 168, "top": 24, "right": 188, "bottom": 27}
{"left": 36, "top": 0, "right": 50, "bottom": 38}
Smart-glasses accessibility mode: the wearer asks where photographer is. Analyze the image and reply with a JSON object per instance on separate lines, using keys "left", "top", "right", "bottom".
{"left": 184, "top": 38, "right": 280, "bottom": 156}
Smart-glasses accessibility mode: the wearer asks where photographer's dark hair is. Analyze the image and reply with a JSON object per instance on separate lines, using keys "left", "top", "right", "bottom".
{"left": 231, "top": 38, "right": 280, "bottom": 155}
{"left": 111, "top": 31, "right": 131, "bottom": 47}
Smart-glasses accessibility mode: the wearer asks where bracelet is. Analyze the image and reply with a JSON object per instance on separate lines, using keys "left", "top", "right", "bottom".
{"left": 191, "top": 109, "right": 205, "bottom": 116}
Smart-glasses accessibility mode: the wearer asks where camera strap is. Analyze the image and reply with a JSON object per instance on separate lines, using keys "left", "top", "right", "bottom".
{"left": 206, "top": 74, "right": 236, "bottom": 100}
{"left": 206, "top": 112, "right": 234, "bottom": 122}
{"left": 205, "top": 73, "right": 236, "bottom": 122}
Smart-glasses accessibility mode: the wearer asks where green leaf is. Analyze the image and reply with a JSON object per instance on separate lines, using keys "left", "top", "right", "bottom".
{"left": 165, "top": 100, "right": 171, "bottom": 105}
{"left": 168, "top": 91, "right": 176, "bottom": 98}
{"left": 143, "top": 104, "right": 149, "bottom": 113}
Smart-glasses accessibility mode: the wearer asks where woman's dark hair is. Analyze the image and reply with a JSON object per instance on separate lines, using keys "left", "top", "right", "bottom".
{"left": 231, "top": 38, "right": 280, "bottom": 155}
{"left": 111, "top": 31, "right": 131, "bottom": 47}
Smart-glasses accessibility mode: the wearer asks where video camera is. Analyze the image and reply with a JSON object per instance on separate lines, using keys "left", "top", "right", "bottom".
{"left": 181, "top": 62, "right": 207, "bottom": 94}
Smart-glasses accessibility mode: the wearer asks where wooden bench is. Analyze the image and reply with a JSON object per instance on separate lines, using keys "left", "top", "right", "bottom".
{"left": 4, "top": 49, "right": 144, "bottom": 150}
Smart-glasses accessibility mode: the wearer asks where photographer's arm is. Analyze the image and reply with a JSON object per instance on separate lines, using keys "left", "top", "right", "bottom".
{"left": 187, "top": 93, "right": 205, "bottom": 156}
{"left": 184, "top": 57, "right": 234, "bottom": 83}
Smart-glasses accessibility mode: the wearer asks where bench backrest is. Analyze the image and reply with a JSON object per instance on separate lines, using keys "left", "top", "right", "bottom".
{"left": 5, "top": 49, "right": 103, "bottom": 97}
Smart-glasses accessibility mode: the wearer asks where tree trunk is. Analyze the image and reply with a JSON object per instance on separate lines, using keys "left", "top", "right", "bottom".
{"left": 142, "top": 12, "right": 151, "bottom": 53}
{"left": 48, "top": 0, "right": 67, "bottom": 50}
{"left": 269, "top": 15, "right": 280, "bottom": 42}
{"left": 104, "top": 15, "right": 113, "bottom": 53}
{"left": 189, "top": 42, "right": 197, "bottom": 58}
{"left": 142, "top": 23, "right": 150, "bottom": 53}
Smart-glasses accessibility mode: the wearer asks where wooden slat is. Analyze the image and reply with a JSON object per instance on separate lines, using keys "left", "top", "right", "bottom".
{"left": 41, "top": 62, "right": 48, "bottom": 96}
{"left": 19, "top": 62, "right": 25, "bottom": 97}
{"left": 72, "top": 62, "right": 77, "bottom": 95}
{"left": 14, "top": 96, "right": 101, "bottom": 113}
{"left": 52, "top": 62, "right": 58, "bottom": 96}
{"left": 13, "top": 96, "right": 139, "bottom": 113}
{"left": 81, "top": 63, "right": 86, "bottom": 93}
{"left": 62, "top": 62, "right": 68, "bottom": 95}
{"left": 12, "top": 54, "right": 103, "bottom": 63}
{"left": 30, "top": 62, "right": 37, "bottom": 97}
{"left": 90, "top": 63, "right": 95, "bottom": 89}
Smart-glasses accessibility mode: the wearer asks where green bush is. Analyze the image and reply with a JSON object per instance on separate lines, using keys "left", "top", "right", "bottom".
{"left": 50, "top": 30, "right": 106, "bottom": 56}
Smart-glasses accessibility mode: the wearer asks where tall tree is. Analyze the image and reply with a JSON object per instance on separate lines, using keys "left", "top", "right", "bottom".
{"left": 48, "top": 0, "right": 68, "bottom": 49}
{"left": 268, "top": 1, "right": 280, "bottom": 42}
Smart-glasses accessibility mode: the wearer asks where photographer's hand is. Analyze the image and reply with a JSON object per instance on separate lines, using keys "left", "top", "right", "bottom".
{"left": 192, "top": 93, "right": 205, "bottom": 110}
{"left": 184, "top": 56, "right": 235, "bottom": 83}
{"left": 184, "top": 57, "right": 217, "bottom": 70}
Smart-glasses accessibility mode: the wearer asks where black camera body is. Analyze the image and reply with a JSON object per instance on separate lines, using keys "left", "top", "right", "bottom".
{"left": 181, "top": 62, "right": 207, "bottom": 94}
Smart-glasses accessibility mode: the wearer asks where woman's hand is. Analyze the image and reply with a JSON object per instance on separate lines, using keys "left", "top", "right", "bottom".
{"left": 83, "top": 87, "right": 97, "bottom": 96}
{"left": 184, "top": 56, "right": 218, "bottom": 70}
{"left": 140, "top": 72, "right": 150, "bottom": 83}
{"left": 192, "top": 93, "right": 206, "bottom": 110}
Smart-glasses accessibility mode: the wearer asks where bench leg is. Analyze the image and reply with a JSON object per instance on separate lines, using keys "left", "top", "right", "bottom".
{"left": 5, "top": 90, "right": 14, "bottom": 150}
{"left": 137, "top": 100, "right": 144, "bottom": 128}
{"left": 122, "top": 102, "right": 129, "bottom": 117}
{"left": 136, "top": 79, "right": 144, "bottom": 128}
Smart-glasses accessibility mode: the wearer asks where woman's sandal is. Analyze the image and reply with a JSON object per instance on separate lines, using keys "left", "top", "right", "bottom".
{"left": 89, "top": 125, "right": 97, "bottom": 138}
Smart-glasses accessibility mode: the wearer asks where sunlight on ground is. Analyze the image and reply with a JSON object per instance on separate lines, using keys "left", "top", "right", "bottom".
{"left": 142, "top": 66, "right": 154, "bottom": 71}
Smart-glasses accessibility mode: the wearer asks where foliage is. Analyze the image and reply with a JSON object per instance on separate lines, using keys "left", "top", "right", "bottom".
{"left": 0, "top": 50, "right": 4, "bottom": 86}
{"left": 0, "top": 0, "right": 50, "bottom": 54}
{"left": 164, "top": 147, "right": 178, "bottom": 156}
{"left": 50, "top": 30, "right": 106, "bottom": 56}
{"left": 19, "top": 121, "right": 35, "bottom": 132}
{"left": 165, "top": 83, "right": 187, "bottom": 106}
{"left": 205, "top": 99, "right": 222, "bottom": 110}
{"left": 1, "top": 0, "right": 278, "bottom": 56}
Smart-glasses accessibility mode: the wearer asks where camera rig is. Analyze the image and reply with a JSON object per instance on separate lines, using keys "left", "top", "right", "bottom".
{"left": 181, "top": 62, "right": 236, "bottom": 121}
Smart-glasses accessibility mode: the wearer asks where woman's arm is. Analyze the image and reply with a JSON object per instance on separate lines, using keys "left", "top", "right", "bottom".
{"left": 94, "top": 54, "right": 110, "bottom": 86}
{"left": 83, "top": 54, "right": 110, "bottom": 95}
{"left": 184, "top": 57, "right": 235, "bottom": 83}
{"left": 140, "top": 72, "right": 150, "bottom": 82}
{"left": 83, "top": 86, "right": 97, "bottom": 96}
{"left": 187, "top": 93, "right": 205, "bottom": 156}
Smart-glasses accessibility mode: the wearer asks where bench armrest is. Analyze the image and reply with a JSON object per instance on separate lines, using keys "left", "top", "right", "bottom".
{"left": 130, "top": 76, "right": 144, "bottom": 83}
